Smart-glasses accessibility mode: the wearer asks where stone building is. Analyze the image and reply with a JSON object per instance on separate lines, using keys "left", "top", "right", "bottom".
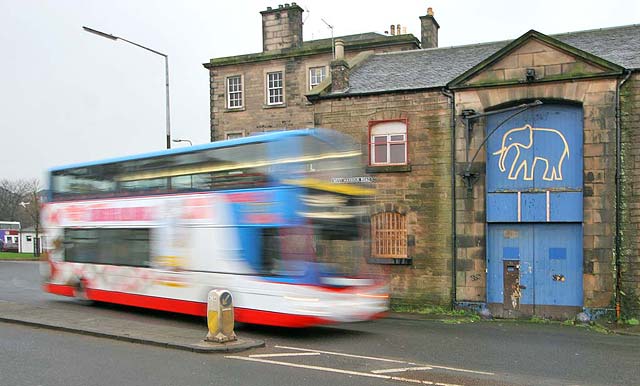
{"left": 203, "top": 6, "right": 640, "bottom": 319}
{"left": 203, "top": 3, "right": 422, "bottom": 141}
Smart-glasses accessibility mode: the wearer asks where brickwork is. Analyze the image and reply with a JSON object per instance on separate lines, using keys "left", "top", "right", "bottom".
{"left": 620, "top": 73, "right": 640, "bottom": 317}
{"left": 313, "top": 91, "right": 453, "bottom": 306}
{"left": 454, "top": 76, "right": 619, "bottom": 308}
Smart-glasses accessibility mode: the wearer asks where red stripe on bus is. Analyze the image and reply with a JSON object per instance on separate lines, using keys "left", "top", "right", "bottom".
{"left": 44, "top": 283, "right": 75, "bottom": 297}
{"left": 87, "top": 288, "right": 207, "bottom": 316}
{"left": 234, "top": 308, "right": 333, "bottom": 328}
{"left": 42, "top": 285, "right": 369, "bottom": 327}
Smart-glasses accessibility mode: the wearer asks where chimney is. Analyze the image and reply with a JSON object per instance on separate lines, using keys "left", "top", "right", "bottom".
{"left": 419, "top": 7, "right": 439, "bottom": 48}
{"left": 330, "top": 39, "right": 349, "bottom": 93}
{"left": 260, "top": 3, "right": 304, "bottom": 52}
{"left": 390, "top": 24, "right": 395, "bottom": 35}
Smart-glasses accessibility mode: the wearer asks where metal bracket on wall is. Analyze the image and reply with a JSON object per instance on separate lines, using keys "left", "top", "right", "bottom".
{"left": 460, "top": 100, "right": 543, "bottom": 191}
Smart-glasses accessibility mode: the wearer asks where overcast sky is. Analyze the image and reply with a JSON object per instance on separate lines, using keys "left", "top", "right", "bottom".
{"left": 1, "top": 0, "right": 638, "bottom": 184}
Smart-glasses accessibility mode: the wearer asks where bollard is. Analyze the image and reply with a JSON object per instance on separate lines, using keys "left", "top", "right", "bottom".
{"left": 205, "top": 289, "right": 237, "bottom": 343}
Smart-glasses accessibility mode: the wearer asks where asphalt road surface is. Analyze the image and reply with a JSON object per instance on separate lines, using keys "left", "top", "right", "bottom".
{"left": 1, "top": 261, "right": 639, "bottom": 386}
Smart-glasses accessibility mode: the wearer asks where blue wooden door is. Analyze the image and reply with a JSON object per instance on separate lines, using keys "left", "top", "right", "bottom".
{"left": 534, "top": 224, "right": 583, "bottom": 306}
{"left": 487, "top": 224, "right": 534, "bottom": 306}
{"left": 487, "top": 223, "right": 583, "bottom": 311}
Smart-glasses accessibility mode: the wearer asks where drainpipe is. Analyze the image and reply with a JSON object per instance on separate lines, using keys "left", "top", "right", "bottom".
{"left": 615, "top": 70, "right": 632, "bottom": 321}
{"left": 442, "top": 87, "right": 457, "bottom": 310}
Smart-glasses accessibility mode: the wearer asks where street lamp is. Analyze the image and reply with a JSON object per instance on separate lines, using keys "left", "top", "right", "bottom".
{"left": 83, "top": 26, "right": 172, "bottom": 149}
{"left": 172, "top": 138, "right": 193, "bottom": 146}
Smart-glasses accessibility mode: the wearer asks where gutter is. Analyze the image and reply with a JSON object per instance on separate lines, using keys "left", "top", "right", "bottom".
{"left": 442, "top": 87, "right": 457, "bottom": 309}
{"left": 615, "top": 69, "right": 632, "bottom": 321}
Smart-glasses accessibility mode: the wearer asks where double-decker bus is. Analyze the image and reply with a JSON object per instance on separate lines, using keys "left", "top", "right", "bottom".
{"left": 41, "top": 129, "right": 388, "bottom": 327}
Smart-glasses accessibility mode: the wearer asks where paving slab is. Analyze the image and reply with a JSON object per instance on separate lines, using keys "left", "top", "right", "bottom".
{"left": 0, "top": 300, "right": 264, "bottom": 353}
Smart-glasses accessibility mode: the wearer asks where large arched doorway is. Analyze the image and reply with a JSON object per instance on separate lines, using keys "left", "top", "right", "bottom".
{"left": 485, "top": 103, "right": 584, "bottom": 318}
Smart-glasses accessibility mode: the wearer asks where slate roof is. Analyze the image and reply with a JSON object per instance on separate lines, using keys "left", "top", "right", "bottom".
{"left": 346, "top": 24, "right": 640, "bottom": 95}
{"left": 206, "top": 32, "right": 418, "bottom": 67}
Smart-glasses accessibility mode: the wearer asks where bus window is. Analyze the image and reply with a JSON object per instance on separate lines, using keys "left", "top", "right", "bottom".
{"left": 64, "top": 228, "right": 150, "bottom": 267}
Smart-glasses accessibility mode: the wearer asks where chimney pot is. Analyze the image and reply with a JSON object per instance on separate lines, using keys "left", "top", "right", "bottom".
{"left": 427, "top": 7, "right": 433, "bottom": 16}
{"left": 397, "top": 24, "right": 401, "bottom": 34}
{"left": 334, "top": 39, "right": 345, "bottom": 60}
{"left": 267, "top": 6, "right": 272, "bottom": 10}
{"left": 390, "top": 24, "right": 395, "bottom": 35}
{"left": 284, "top": 3, "right": 289, "bottom": 7}
{"left": 278, "top": 4, "right": 283, "bottom": 8}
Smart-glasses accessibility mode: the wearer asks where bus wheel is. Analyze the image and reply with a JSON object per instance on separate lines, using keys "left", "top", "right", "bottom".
{"left": 74, "top": 278, "right": 93, "bottom": 305}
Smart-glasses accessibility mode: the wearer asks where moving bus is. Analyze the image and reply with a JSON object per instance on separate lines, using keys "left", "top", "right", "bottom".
{"left": 41, "top": 129, "right": 388, "bottom": 327}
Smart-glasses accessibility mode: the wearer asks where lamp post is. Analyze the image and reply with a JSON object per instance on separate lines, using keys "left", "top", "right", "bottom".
{"left": 172, "top": 138, "right": 193, "bottom": 146}
{"left": 83, "top": 26, "right": 171, "bottom": 149}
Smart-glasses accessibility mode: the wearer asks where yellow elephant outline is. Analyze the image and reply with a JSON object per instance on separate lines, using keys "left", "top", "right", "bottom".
{"left": 492, "top": 124, "right": 570, "bottom": 181}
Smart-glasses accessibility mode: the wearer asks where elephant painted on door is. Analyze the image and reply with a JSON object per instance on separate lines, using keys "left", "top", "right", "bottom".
{"left": 492, "top": 124, "right": 570, "bottom": 181}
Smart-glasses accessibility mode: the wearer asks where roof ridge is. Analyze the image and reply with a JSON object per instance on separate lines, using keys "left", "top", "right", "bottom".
{"left": 371, "top": 23, "right": 640, "bottom": 58}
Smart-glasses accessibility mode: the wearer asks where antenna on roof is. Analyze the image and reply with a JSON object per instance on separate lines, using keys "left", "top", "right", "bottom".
{"left": 321, "top": 18, "right": 335, "bottom": 59}
{"left": 302, "top": 6, "right": 310, "bottom": 25}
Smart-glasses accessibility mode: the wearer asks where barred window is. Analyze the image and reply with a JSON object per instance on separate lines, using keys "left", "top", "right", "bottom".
{"left": 227, "top": 75, "right": 243, "bottom": 109}
{"left": 267, "top": 71, "right": 284, "bottom": 105}
{"left": 371, "top": 212, "right": 407, "bottom": 258}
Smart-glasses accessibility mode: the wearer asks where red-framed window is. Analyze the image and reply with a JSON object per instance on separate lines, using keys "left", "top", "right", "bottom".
{"left": 368, "top": 119, "right": 408, "bottom": 165}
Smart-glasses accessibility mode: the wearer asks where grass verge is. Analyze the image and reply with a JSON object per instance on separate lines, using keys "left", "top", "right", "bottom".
{"left": 0, "top": 252, "right": 39, "bottom": 261}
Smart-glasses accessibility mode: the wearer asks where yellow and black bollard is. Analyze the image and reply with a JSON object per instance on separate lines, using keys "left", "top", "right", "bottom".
{"left": 205, "top": 289, "right": 237, "bottom": 343}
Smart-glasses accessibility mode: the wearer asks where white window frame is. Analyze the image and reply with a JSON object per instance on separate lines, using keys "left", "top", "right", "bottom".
{"left": 226, "top": 75, "right": 243, "bottom": 109}
{"left": 266, "top": 71, "right": 284, "bottom": 105}
{"left": 225, "top": 131, "right": 244, "bottom": 140}
{"left": 309, "top": 66, "right": 327, "bottom": 90}
{"left": 369, "top": 120, "right": 408, "bottom": 165}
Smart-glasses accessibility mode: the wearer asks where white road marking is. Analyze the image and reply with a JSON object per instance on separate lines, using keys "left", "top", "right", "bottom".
{"left": 274, "top": 345, "right": 494, "bottom": 375}
{"left": 226, "top": 356, "right": 392, "bottom": 380}
{"left": 249, "top": 352, "right": 321, "bottom": 358}
{"left": 226, "top": 355, "right": 462, "bottom": 386}
{"left": 274, "top": 345, "right": 408, "bottom": 363}
{"left": 372, "top": 366, "right": 433, "bottom": 374}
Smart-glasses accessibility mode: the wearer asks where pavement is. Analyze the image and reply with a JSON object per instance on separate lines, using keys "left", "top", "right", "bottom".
{"left": 0, "top": 300, "right": 264, "bottom": 353}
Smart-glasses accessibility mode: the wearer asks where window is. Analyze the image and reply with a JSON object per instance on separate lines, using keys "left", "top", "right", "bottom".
{"left": 225, "top": 131, "right": 243, "bottom": 140}
{"left": 226, "top": 75, "right": 243, "bottom": 109}
{"left": 309, "top": 66, "right": 326, "bottom": 90}
{"left": 369, "top": 120, "right": 408, "bottom": 165}
{"left": 266, "top": 71, "right": 284, "bottom": 105}
{"left": 64, "top": 228, "right": 150, "bottom": 267}
{"left": 371, "top": 212, "right": 407, "bottom": 259}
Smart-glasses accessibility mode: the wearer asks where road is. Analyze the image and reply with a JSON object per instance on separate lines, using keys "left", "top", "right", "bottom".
{"left": 1, "top": 261, "right": 639, "bottom": 386}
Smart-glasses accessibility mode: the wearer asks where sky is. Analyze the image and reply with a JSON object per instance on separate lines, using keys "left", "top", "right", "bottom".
{"left": 1, "top": 0, "right": 638, "bottom": 184}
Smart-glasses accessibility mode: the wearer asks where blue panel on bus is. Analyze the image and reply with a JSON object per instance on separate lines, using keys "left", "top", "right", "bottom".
{"left": 487, "top": 193, "right": 518, "bottom": 222}
{"left": 549, "top": 192, "right": 583, "bottom": 222}
{"left": 226, "top": 187, "right": 303, "bottom": 226}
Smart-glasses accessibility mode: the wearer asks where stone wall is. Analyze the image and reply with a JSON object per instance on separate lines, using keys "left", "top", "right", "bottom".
{"left": 208, "top": 44, "right": 418, "bottom": 141}
{"left": 620, "top": 72, "right": 640, "bottom": 317}
{"left": 454, "top": 77, "right": 619, "bottom": 308}
{"left": 313, "top": 91, "right": 453, "bottom": 305}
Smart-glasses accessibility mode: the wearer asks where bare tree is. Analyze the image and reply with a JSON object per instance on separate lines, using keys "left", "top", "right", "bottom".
{"left": 0, "top": 178, "right": 43, "bottom": 256}
{"left": 0, "top": 179, "right": 32, "bottom": 222}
